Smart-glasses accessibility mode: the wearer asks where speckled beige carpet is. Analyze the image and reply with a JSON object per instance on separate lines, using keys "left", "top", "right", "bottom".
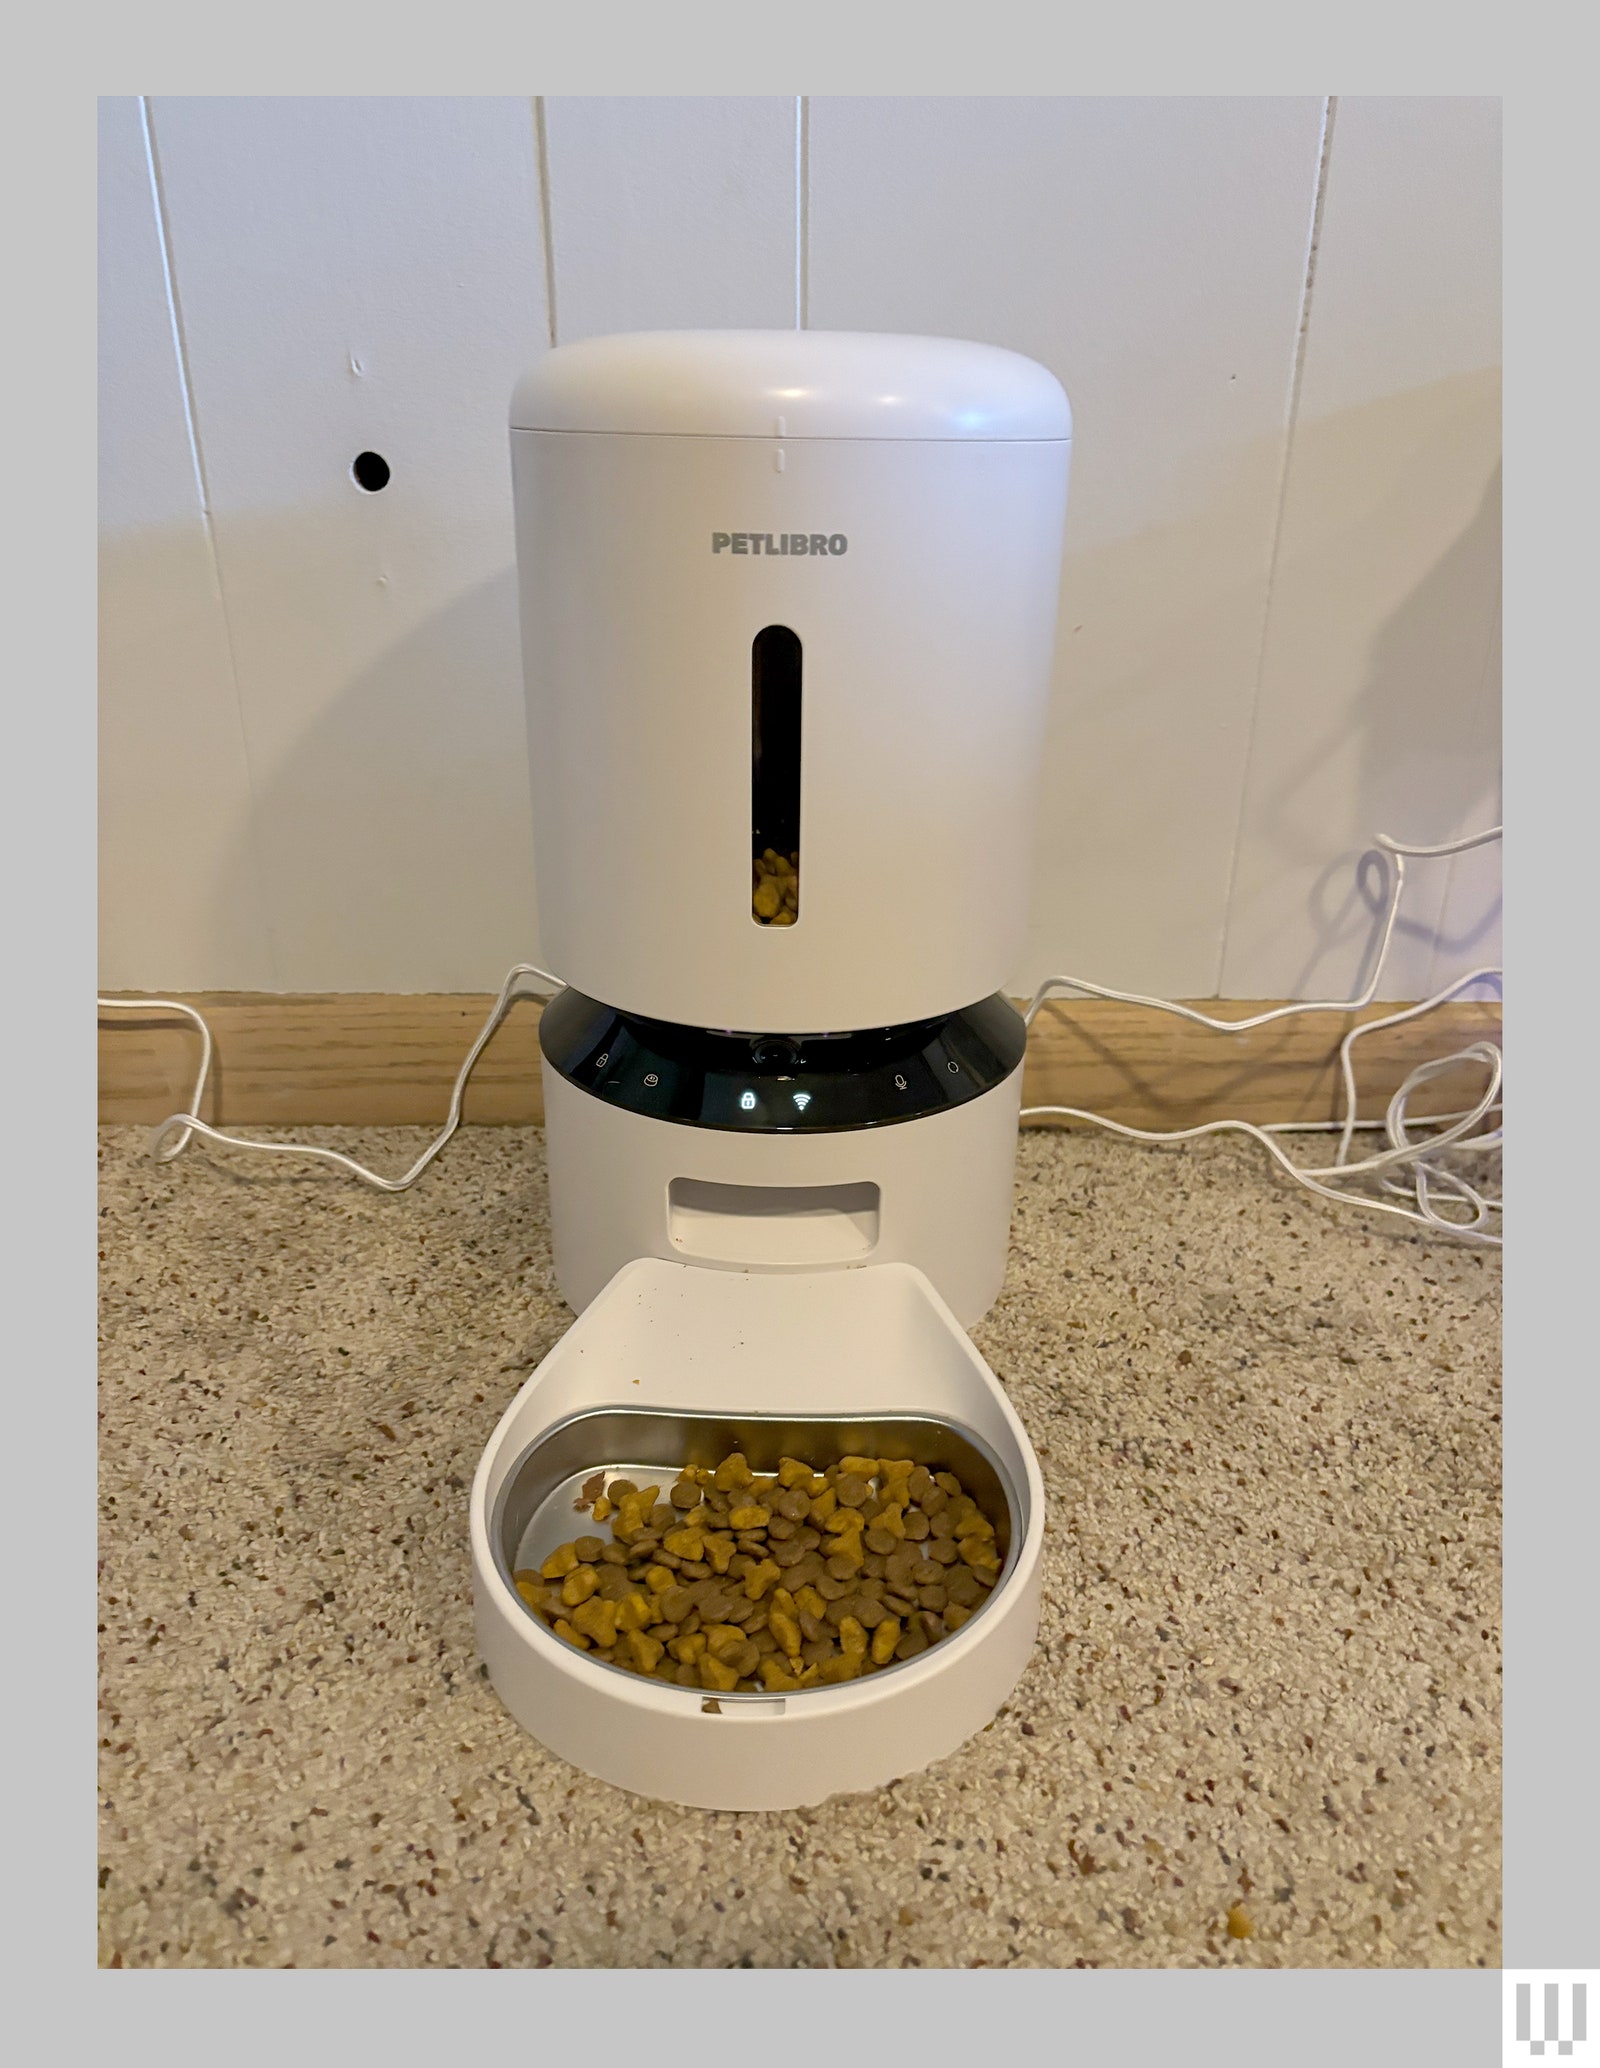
{"left": 97, "top": 1124, "right": 1501, "bottom": 1969}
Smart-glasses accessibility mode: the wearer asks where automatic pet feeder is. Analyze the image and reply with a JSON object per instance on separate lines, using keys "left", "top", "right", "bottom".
{"left": 470, "top": 330, "right": 1072, "bottom": 1809}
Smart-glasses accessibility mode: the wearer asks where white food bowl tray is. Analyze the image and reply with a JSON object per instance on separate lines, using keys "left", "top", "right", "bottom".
{"left": 470, "top": 1257, "right": 1044, "bottom": 1809}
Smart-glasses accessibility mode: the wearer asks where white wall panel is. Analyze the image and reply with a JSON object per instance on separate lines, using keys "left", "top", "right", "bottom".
{"left": 98, "top": 98, "right": 1501, "bottom": 1004}
{"left": 544, "top": 97, "right": 797, "bottom": 339}
{"left": 807, "top": 96, "right": 1328, "bottom": 999}
{"left": 147, "top": 96, "right": 548, "bottom": 991}
{"left": 98, "top": 96, "right": 275, "bottom": 990}
{"left": 1220, "top": 97, "right": 1502, "bottom": 1000}
{"left": 1428, "top": 590, "right": 1502, "bottom": 994}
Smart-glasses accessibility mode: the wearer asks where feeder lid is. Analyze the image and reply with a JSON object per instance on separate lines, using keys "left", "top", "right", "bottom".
{"left": 510, "top": 330, "right": 1071, "bottom": 442}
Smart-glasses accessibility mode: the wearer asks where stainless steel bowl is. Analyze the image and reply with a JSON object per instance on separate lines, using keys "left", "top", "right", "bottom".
{"left": 489, "top": 1408, "right": 1022, "bottom": 1700}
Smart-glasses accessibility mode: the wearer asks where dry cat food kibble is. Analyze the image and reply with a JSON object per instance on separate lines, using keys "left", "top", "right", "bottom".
{"left": 752, "top": 848, "right": 799, "bottom": 926}
{"left": 512, "top": 1451, "right": 1002, "bottom": 1694}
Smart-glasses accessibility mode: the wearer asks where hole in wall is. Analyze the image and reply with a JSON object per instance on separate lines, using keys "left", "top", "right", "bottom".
{"left": 351, "top": 451, "right": 391, "bottom": 492}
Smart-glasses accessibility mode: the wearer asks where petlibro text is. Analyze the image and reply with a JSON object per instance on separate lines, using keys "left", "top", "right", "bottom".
{"left": 713, "top": 532, "right": 847, "bottom": 556}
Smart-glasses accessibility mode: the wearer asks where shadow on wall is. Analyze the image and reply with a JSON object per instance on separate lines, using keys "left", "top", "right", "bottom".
{"left": 1023, "top": 387, "right": 1293, "bottom": 995}
{"left": 100, "top": 527, "right": 539, "bottom": 994}
{"left": 1259, "top": 440, "right": 1501, "bottom": 995}
{"left": 1025, "top": 367, "right": 1502, "bottom": 999}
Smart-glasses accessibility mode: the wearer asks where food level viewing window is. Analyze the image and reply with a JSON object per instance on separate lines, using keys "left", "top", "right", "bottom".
{"left": 751, "top": 625, "right": 800, "bottom": 926}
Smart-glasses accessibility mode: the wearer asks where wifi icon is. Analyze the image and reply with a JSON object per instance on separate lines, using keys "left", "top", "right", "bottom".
{"left": 792, "top": 1091, "right": 812, "bottom": 1111}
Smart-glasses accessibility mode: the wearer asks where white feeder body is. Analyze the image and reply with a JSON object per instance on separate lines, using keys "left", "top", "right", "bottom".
{"left": 511, "top": 331, "right": 1071, "bottom": 1034}
{"left": 478, "top": 332, "right": 1073, "bottom": 1808}
{"left": 539, "top": 1053, "right": 1023, "bottom": 1328}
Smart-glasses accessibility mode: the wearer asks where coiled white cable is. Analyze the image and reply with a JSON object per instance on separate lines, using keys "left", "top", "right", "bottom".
{"left": 101, "top": 831, "right": 1501, "bottom": 1240}
{"left": 1020, "top": 827, "right": 1503, "bottom": 1245}
{"left": 96, "top": 963, "right": 564, "bottom": 1193}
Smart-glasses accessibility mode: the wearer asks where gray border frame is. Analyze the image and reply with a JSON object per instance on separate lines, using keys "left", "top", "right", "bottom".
{"left": 41, "top": 52, "right": 1583, "bottom": 2068}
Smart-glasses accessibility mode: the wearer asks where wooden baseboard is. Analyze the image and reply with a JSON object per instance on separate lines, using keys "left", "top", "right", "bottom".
{"left": 97, "top": 991, "right": 1502, "bottom": 1131}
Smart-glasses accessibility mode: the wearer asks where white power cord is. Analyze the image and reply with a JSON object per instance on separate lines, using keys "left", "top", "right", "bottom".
{"left": 1020, "top": 827, "right": 1503, "bottom": 1245}
{"left": 96, "top": 963, "right": 563, "bottom": 1193}
{"left": 100, "top": 829, "right": 1501, "bottom": 1243}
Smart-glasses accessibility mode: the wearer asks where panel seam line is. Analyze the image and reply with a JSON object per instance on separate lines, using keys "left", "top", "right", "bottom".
{"left": 1214, "top": 93, "right": 1338, "bottom": 996}
{"left": 534, "top": 98, "right": 559, "bottom": 348}
{"left": 796, "top": 97, "right": 810, "bottom": 330}
{"left": 138, "top": 96, "right": 282, "bottom": 990}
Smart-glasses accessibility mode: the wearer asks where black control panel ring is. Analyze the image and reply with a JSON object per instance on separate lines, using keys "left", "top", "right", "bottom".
{"left": 538, "top": 988, "right": 1027, "bottom": 1136}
